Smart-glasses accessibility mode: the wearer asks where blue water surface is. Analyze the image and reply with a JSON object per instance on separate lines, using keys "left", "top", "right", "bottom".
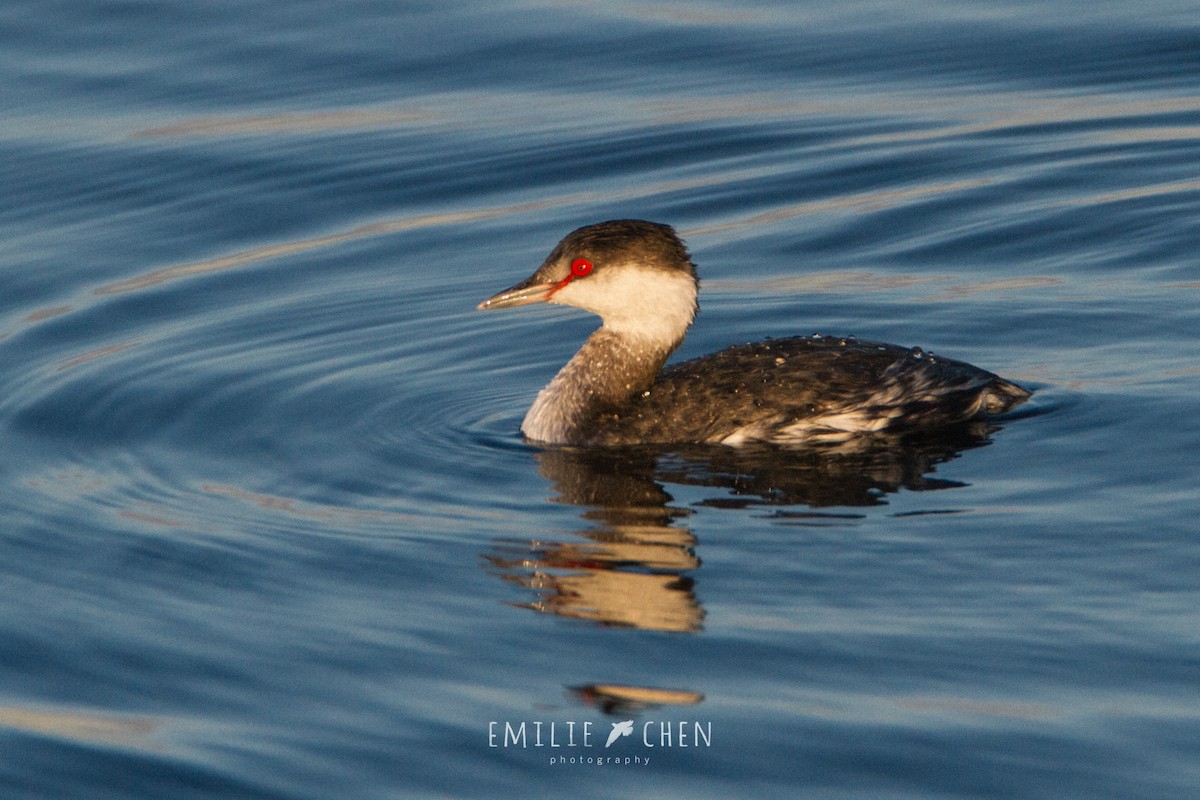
{"left": 1, "top": 1, "right": 1198, "bottom": 798}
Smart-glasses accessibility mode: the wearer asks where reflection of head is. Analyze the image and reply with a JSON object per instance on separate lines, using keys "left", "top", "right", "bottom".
{"left": 573, "top": 684, "right": 705, "bottom": 716}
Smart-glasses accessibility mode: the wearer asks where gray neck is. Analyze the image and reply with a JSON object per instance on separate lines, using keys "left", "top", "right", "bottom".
{"left": 521, "top": 328, "right": 674, "bottom": 444}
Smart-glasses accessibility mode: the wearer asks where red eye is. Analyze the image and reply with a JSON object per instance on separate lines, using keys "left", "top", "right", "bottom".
{"left": 548, "top": 257, "right": 596, "bottom": 298}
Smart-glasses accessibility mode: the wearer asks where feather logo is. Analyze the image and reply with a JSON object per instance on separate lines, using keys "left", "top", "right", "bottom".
{"left": 605, "top": 720, "right": 634, "bottom": 748}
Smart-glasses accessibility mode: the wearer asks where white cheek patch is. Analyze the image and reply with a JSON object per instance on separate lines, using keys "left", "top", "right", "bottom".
{"left": 552, "top": 265, "right": 697, "bottom": 347}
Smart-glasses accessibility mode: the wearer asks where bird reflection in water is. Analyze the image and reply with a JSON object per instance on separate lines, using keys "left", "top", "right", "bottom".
{"left": 486, "top": 446, "right": 704, "bottom": 633}
{"left": 485, "top": 421, "right": 1007, "bottom": 633}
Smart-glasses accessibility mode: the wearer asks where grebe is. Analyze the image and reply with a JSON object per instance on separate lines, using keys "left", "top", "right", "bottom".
{"left": 478, "top": 220, "right": 1030, "bottom": 446}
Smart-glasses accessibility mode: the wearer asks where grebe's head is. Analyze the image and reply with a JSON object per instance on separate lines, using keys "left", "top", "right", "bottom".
{"left": 478, "top": 220, "right": 699, "bottom": 346}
